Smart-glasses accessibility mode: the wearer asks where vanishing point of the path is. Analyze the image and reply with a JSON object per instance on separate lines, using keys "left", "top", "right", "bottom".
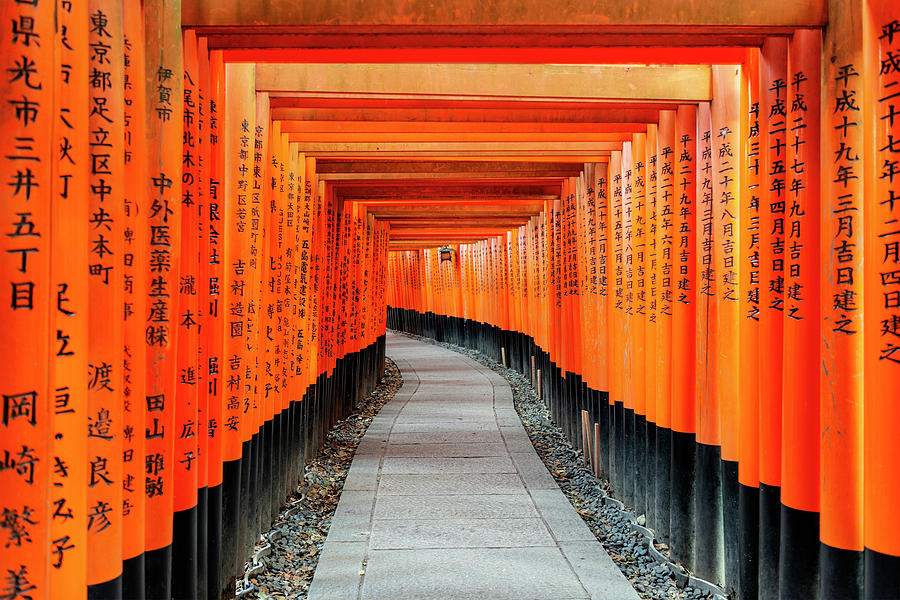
{"left": 306, "top": 332, "right": 640, "bottom": 600}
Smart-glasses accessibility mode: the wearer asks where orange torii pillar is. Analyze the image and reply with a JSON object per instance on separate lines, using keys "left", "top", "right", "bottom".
{"left": 143, "top": 0, "right": 183, "bottom": 596}
{"left": 122, "top": 0, "right": 149, "bottom": 595}
{"left": 0, "top": 2, "right": 53, "bottom": 600}
{"left": 50, "top": 1, "right": 89, "bottom": 598}
{"left": 780, "top": 29, "right": 822, "bottom": 600}
{"left": 670, "top": 104, "right": 698, "bottom": 569}
{"left": 654, "top": 110, "right": 677, "bottom": 546}
{"left": 865, "top": 2, "right": 900, "bottom": 596}
{"left": 738, "top": 49, "right": 762, "bottom": 600}
{"left": 758, "top": 36, "right": 788, "bottom": 599}
{"left": 86, "top": 2, "right": 126, "bottom": 596}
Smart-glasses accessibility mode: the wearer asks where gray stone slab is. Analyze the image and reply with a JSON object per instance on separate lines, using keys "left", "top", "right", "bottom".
{"left": 510, "top": 451, "right": 558, "bottom": 489}
{"left": 529, "top": 489, "right": 597, "bottom": 541}
{"left": 359, "top": 547, "right": 588, "bottom": 600}
{"left": 389, "top": 421, "right": 498, "bottom": 433}
{"left": 558, "top": 541, "right": 642, "bottom": 600}
{"left": 500, "top": 426, "right": 536, "bottom": 452}
{"left": 325, "top": 490, "right": 376, "bottom": 542}
{"left": 377, "top": 473, "right": 526, "bottom": 495}
{"left": 380, "top": 456, "right": 515, "bottom": 475}
{"left": 383, "top": 442, "right": 508, "bottom": 457}
{"left": 306, "top": 541, "right": 366, "bottom": 600}
{"left": 389, "top": 430, "right": 502, "bottom": 444}
{"left": 343, "top": 456, "right": 382, "bottom": 491}
{"left": 370, "top": 517, "right": 555, "bottom": 549}
{"left": 494, "top": 408, "right": 522, "bottom": 426}
{"left": 373, "top": 494, "right": 538, "bottom": 520}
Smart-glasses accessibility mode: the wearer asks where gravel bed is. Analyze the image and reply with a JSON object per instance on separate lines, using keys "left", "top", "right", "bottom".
{"left": 236, "top": 358, "right": 402, "bottom": 600}
{"left": 398, "top": 332, "right": 717, "bottom": 600}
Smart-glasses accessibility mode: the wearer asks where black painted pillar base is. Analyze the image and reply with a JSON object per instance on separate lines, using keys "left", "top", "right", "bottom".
{"left": 738, "top": 482, "right": 759, "bottom": 600}
{"left": 123, "top": 553, "right": 145, "bottom": 600}
{"left": 865, "top": 548, "right": 900, "bottom": 600}
{"left": 722, "top": 459, "right": 740, "bottom": 597}
{"left": 694, "top": 442, "right": 724, "bottom": 586}
{"left": 820, "top": 543, "right": 863, "bottom": 600}
{"left": 655, "top": 425, "right": 671, "bottom": 544}
{"left": 207, "top": 483, "right": 223, "bottom": 600}
{"left": 145, "top": 545, "right": 172, "bottom": 600}
{"left": 172, "top": 504, "right": 198, "bottom": 599}
{"left": 759, "top": 483, "right": 781, "bottom": 600}
{"left": 779, "top": 503, "right": 820, "bottom": 599}
{"left": 669, "top": 430, "right": 696, "bottom": 568}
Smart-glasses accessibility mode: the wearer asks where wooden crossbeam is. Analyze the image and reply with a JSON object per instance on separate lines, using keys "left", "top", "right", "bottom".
{"left": 256, "top": 63, "right": 712, "bottom": 102}
{"left": 183, "top": 0, "right": 825, "bottom": 28}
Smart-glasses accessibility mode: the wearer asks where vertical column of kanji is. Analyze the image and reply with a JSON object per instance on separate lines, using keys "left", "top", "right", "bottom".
{"left": 204, "top": 48, "right": 225, "bottom": 600}
{"left": 548, "top": 194, "right": 562, "bottom": 428}
{"left": 781, "top": 29, "right": 822, "bottom": 598}
{"left": 120, "top": 0, "right": 147, "bottom": 595}
{"left": 285, "top": 143, "right": 302, "bottom": 491}
{"left": 757, "top": 37, "right": 787, "bottom": 596}
{"left": 739, "top": 50, "right": 762, "bottom": 600}
{"left": 297, "top": 154, "right": 313, "bottom": 424}
{"left": 864, "top": 4, "right": 900, "bottom": 596}
{"left": 142, "top": 0, "right": 181, "bottom": 595}
{"left": 631, "top": 133, "right": 648, "bottom": 516}
{"left": 220, "top": 62, "right": 253, "bottom": 596}
{"left": 170, "top": 29, "right": 199, "bottom": 600}
{"left": 621, "top": 142, "right": 636, "bottom": 507}
{"left": 85, "top": 3, "right": 125, "bottom": 596}
{"left": 593, "top": 162, "right": 610, "bottom": 478}
{"left": 609, "top": 151, "right": 624, "bottom": 495}
{"left": 49, "top": 0, "right": 88, "bottom": 595}
{"left": 244, "top": 92, "right": 268, "bottom": 552}
{"left": 670, "top": 105, "right": 698, "bottom": 569}
{"left": 644, "top": 127, "right": 659, "bottom": 529}
{"left": 580, "top": 169, "right": 593, "bottom": 392}
{"left": 271, "top": 126, "right": 288, "bottom": 510}
{"left": 693, "top": 101, "right": 719, "bottom": 583}
{"left": 1, "top": 2, "right": 52, "bottom": 598}
{"left": 267, "top": 122, "right": 285, "bottom": 526}
{"left": 568, "top": 178, "right": 583, "bottom": 435}
{"left": 713, "top": 63, "right": 744, "bottom": 592}
{"left": 655, "top": 110, "right": 676, "bottom": 545}
{"left": 192, "top": 36, "right": 212, "bottom": 600}
{"left": 819, "top": 2, "right": 866, "bottom": 596}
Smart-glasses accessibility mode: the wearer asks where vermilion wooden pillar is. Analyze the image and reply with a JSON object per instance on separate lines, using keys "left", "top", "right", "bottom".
{"left": 50, "top": 1, "right": 89, "bottom": 597}
{"left": 655, "top": 110, "right": 676, "bottom": 546}
{"left": 609, "top": 150, "right": 625, "bottom": 497}
{"left": 85, "top": 2, "right": 125, "bottom": 596}
{"left": 171, "top": 30, "right": 201, "bottom": 600}
{"left": 738, "top": 48, "right": 762, "bottom": 600}
{"left": 694, "top": 100, "right": 723, "bottom": 587}
{"left": 143, "top": 0, "right": 183, "bottom": 596}
{"left": 205, "top": 48, "right": 226, "bottom": 600}
{"left": 864, "top": 2, "right": 900, "bottom": 597}
{"left": 780, "top": 28, "right": 822, "bottom": 600}
{"left": 758, "top": 36, "right": 788, "bottom": 599}
{"left": 631, "top": 133, "right": 648, "bottom": 517}
{"left": 711, "top": 64, "right": 743, "bottom": 592}
{"left": 820, "top": 0, "right": 865, "bottom": 596}
{"left": 221, "top": 61, "right": 254, "bottom": 599}
{"left": 670, "top": 104, "right": 698, "bottom": 569}
{"left": 122, "top": 1, "right": 149, "bottom": 596}
{"left": 644, "top": 125, "right": 659, "bottom": 530}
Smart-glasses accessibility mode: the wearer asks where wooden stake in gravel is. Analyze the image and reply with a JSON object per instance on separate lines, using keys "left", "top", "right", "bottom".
{"left": 594, "top": 423, "right": 601, "bottom": 478}
{"left": 581, "top": 410, "right": 591, "bottom": 468}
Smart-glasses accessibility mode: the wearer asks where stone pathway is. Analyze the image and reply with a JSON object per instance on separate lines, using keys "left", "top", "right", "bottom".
{"left": 307, "top": 332, "right": 640, "bottom": 600}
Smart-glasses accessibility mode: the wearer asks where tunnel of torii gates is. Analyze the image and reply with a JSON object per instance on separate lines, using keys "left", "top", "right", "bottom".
{"left": 3, "top": 0, "right": 900, "bottom": 599}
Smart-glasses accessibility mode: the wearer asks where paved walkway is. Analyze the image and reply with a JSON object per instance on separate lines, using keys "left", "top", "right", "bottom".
{"left": 307, "top": 332, "right": 640, "bottom": 600}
